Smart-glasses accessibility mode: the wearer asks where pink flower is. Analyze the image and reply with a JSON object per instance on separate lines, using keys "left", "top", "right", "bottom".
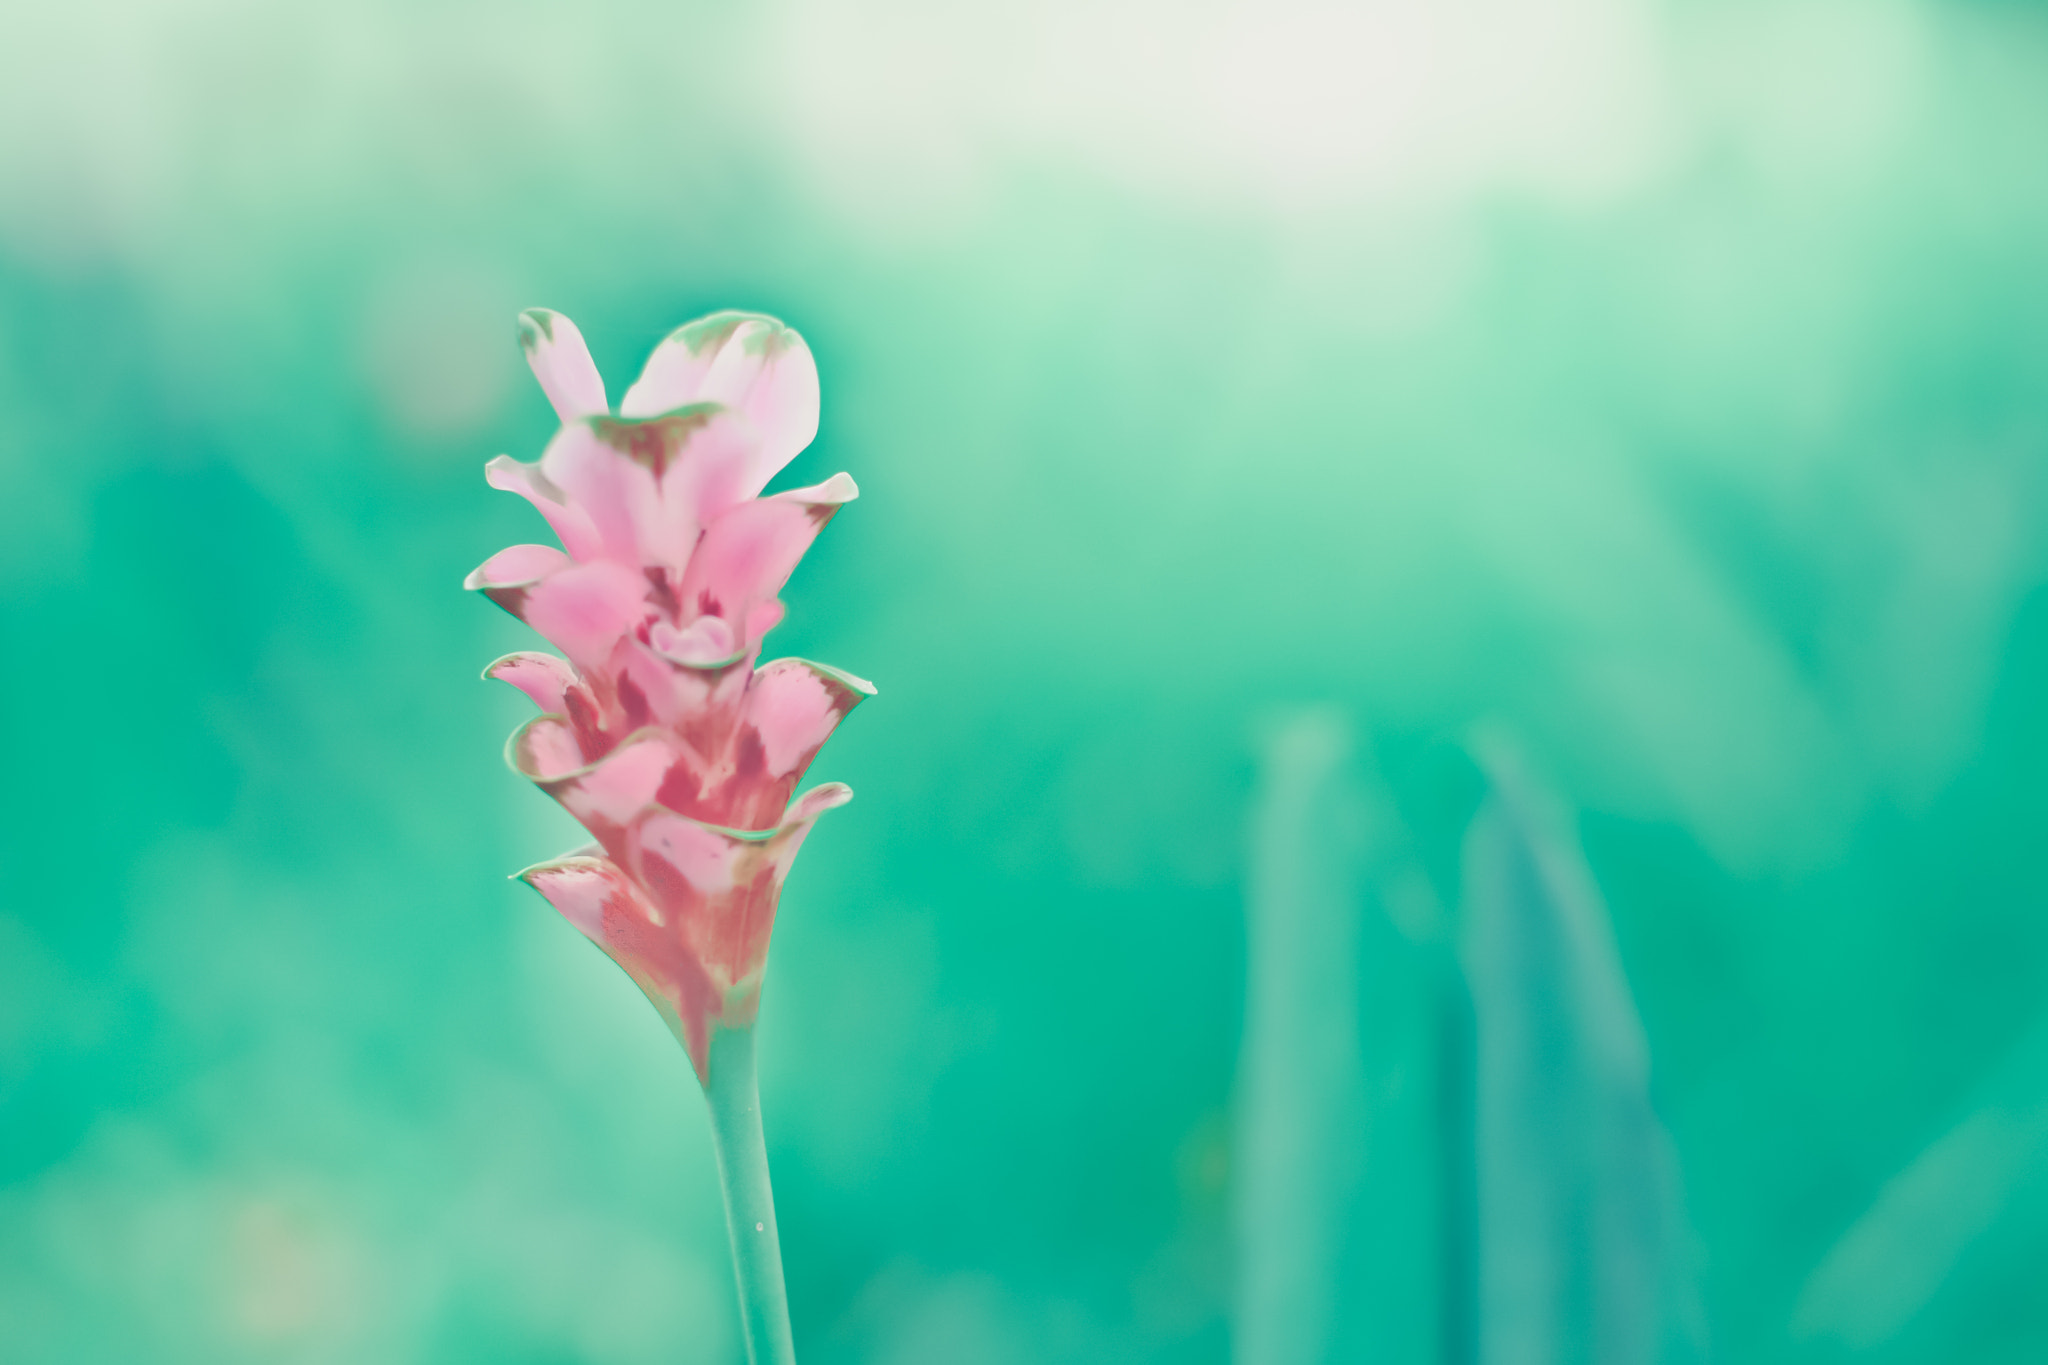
{"left": 468, "top": 308, "right": 873, "bottom": 1081}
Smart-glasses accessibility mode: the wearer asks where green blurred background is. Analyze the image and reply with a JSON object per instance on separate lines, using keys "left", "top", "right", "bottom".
{"left": 4, "top": 0, "right": 2048, "bottom": 1360}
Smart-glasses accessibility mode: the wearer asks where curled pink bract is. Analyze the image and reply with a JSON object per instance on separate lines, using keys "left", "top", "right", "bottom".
{"left": 473, "top": 308, "right": 872, "bottom": 1081}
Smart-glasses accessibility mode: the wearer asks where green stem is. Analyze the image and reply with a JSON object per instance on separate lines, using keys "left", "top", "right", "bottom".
{"left": 704, "top": 1024, "right": 797, "bottom": 1365}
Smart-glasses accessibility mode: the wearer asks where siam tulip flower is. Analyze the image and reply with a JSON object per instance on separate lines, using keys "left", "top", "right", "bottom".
{"left": 467, "top": 307, "right": 871, "bottom": 1365}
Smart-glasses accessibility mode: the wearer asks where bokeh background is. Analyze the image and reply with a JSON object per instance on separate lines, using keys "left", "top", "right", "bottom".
{"left": 5, "top": 0, "right": 2048, "bottom": 1360}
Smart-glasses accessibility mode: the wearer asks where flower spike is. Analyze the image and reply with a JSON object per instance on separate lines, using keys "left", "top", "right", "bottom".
{"left": 474, "top": 309, "right": 865, "bottom": 1364}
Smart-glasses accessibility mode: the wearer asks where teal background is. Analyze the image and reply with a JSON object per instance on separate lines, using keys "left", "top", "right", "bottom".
{"left": 4, "top": 0, "right": 2048, "bottom": 1360}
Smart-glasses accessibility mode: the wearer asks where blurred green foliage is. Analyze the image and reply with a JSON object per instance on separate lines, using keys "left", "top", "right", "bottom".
{"left": 4, "top": 0, "right": 2048, "bottom": 1361}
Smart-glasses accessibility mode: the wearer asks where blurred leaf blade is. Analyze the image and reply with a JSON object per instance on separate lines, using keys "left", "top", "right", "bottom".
{"left": 1460, "top": 736, "right": 1704, "bottom": 1365}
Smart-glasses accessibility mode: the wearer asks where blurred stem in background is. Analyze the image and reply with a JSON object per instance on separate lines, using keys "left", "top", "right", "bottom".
{"left": 1236, "top": 710, "right": 1368, "bottom": 1365}
{"left": 1794, "top": 1013, "right": 2048, "bottom": 1351}
{"left": 1236, "top": 710, "right": 1464, "bottom": 1365}
{"left": 1460, "top": 733, "right": 1704, "bottom": 1365}
{"left": 1435, "top": 963, "right": 1480, "bottom": 1365}
{"left": 1239, "top": 714, "right": 1704, "bottom": 1365}
{"left": 704, "top": 1025, "right": 796, "bottom": 1365}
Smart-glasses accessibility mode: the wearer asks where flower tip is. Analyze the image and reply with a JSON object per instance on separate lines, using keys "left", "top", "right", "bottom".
{"left": 516, "top": 307, "right": 564, "bottom": 350}
{"left": 518, "top": 310, "right": 609, "bottom": 422}
{"left": 832, "top": 668, "right": 878, "bottom": 697}
{"left": 511, "top": 843, "right": 609, "bottom": 886}
{"left": 483, "top": 651, "right": 576, "bottom": 713}
{"left": 789, "top": 781, "right": 855, "bottom": 823}
{"left": 510, "top": 857, "right": 558, "bottom": 886}
{"left": 464, "top": 543, "right": 570, "bottom": 593}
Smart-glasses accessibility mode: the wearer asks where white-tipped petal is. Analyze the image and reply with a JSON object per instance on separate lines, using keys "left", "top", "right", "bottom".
{"left": 518, "top": 308, "right": 608, "bottom": 422}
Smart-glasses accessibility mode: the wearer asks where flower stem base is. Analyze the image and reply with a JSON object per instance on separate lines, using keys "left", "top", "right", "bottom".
{"left": 705, "top": 1024, "right": 796, "bottom": 1365}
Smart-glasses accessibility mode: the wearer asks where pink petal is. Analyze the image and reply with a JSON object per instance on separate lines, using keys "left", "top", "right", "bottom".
{"left": 618, "top": 312, "right": 821, "bottom": 494}
{"left": 745, "top": 658, "right": 876, "bottom": 779}
{"left": 509, "top": 721, "right": 682, "bottom": 850}
{"left": 612, "top": 634, "right": 695, "bottom": 729}
{"left": 467, "top": 550, "right": 645, "bottom": 668}
{"left": 610, "top": 633, "right": 755, "bottom": 741}
{"left": 463, "top": 543, "right": 569, "bottom": 591}
{"left": 782, "top": 780, "right": 855, "bottom": 827}
{"left": 675, "top": 474, "right": 858, "bottom": 654}
{"left": 484, "top": 455, "right": 603, "bottom": 562}
{"left": 507, "top": 714, "right": 588, "bottom": 779}
{"left": 538, "top": 410, "right": 757, "bottom": 568}
{"left": 745, "top": 599, "right": 786, "bottom": 645}
{"left": 515, "top": 561, "right": 650, "bottom": 668}
{"left": 518, "top": 850, "right": 646, "bottom": 938}
{"left": 483, "top": 651, "right": 577, "bottom": 713}
{"left": 650, "top": 615, "right": 740, "bottom": 668}
{"left": 628, "top": 781, "right": 852, "bottom": 993}
{"left": 532, "top": 423, "right": 659, "bottom": 566}
{"left": 513, "top": 786, "right": 853, "bottom": 1084}
{"left": 517, "top": 308, "right": 608, "bottom": 422}
{"left": 517, "top": 851, "right": 717, "bottom": 1074}
{"left": 772, "top": 472, "right": 858, "bottom": 507}
{"left": 637, "top": 814, "right": 740, "bottom": 896}
{"left": 648, "top": 652, "right": 862, "bottom": 833}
